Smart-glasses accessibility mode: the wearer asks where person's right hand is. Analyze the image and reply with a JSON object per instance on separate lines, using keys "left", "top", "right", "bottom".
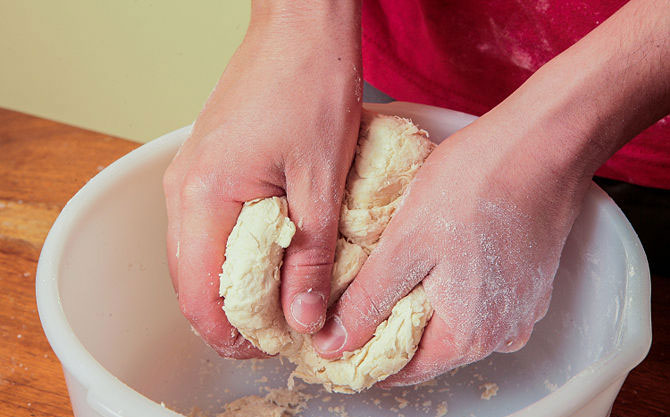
{"left": 163, "top": 2, "right": 362, "bottom": 358}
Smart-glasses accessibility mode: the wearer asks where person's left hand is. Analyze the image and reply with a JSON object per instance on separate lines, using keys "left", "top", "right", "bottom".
{"left": 313, "top": 0, "right": 670, "bottom": 386}
{"left": 311, "top": 102, "right": 594, "bottom": 386}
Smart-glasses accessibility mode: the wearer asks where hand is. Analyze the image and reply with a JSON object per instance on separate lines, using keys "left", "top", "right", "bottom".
{"left": 313, "top": 0, "right": 669, "bottom": 384}
{"left": 312, "top": 107, "right": 592, "bottom": 384}
{"left": 163, "top": 2, "right": 362, "bottom": 358}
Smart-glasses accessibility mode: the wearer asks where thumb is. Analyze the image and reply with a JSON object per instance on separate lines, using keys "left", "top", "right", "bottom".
{"left": 281, "top": 169, "right": 343, "bottom": 334}
{"left": 311, "top": 214, "right": 434, "bottom": 359}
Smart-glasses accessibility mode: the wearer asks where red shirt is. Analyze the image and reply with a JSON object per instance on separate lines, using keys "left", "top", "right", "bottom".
{"left": 362, "top": 0, "right": 670, "bottom": 189}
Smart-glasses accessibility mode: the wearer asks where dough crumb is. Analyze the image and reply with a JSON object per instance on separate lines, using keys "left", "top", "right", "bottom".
{"left": 544, "top": 379, "right": 558, "bottom": 392}
{"left": 480, "top": 382, "right": 499, "bottom": 400}
{"left": 327, "top": 405, "right": 350, "bottom": 417}
{"left": 217, "top": 388, "right": 310, "bottom": 417}
{"left": 395, "top": 396, "right": 409, "bottom": 409}
{"left": 435, "top": 401, "right": 449, "bottom": 416}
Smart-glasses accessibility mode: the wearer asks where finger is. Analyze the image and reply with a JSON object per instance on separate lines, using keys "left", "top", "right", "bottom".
{"left": 535, "top": 290, "right": 552, "bottom": 321}
{"left": 378, "top": 313, "right": 490, "bottom": 387}
{"left": 177, "top": 175, "right": 265, "bottom": 358}
{"left": 163, "top": 137, "right": 199, "bottom": 293}
{"left": 496, "top": 325, "right": 534, "bottom": 353}
{"left": 380, "top": 257, "right": 499, "bottom": 387}
{"left": 312, "top": 226, "right": 434, "bottom": 358}
{"left": 163, "top": 165, "right": 183, "bottom": 293}
{"left": 281, "top": 167, "right": 343, "bottom": 334}
{"left": 496, "top": 291, "right": 551, "bottom": 353}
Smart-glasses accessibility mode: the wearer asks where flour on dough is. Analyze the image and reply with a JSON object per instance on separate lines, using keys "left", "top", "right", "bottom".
{"left": 220, "top": 111, "right": 435, "bottom": 393}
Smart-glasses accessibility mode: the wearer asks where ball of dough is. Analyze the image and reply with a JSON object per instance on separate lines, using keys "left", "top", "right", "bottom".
{"left": 219, "top": 111, "right": 435, "bottom": 393}
{"left": 219, "top": 197, "right": 298, "bottom": 356}
{"left": 340, "top": 111, "right": 434, "bottom": 252}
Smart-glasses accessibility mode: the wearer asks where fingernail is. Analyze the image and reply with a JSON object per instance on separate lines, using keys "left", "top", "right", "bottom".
{"left": 290, "top": 292, "right": 325, "bottom": 330}
{"left": 312, "top": 316, "right": 347, "bottom": 354}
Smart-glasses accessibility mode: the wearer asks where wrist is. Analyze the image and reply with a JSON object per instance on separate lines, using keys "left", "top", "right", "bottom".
{"left": 243, "top": 0, "right": 361, "bottom": 75}
{"left": 249, "top": 0, "right": 360, "bottom": 45}
{"left": 238, "top": 0, "right": 362, "bottom": 109}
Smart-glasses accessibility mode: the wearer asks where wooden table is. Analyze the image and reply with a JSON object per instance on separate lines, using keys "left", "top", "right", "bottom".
{"left": 0, "top": 108, "right": 667, "bottom": 416}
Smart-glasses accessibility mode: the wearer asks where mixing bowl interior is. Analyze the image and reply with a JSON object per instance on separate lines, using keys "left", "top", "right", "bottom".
{"left": 51, "top": 104, "right": 642, "bottom": 417}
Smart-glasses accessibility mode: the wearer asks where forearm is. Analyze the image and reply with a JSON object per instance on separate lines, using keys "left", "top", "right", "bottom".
{"left": 248, "top": 0, "right": 361, "bottom": 62}
{"left": 199, "top": 0, "right": 362, "bottom": 138}
{"left": 490, "top": 0, "right": 670, "bottom": 180}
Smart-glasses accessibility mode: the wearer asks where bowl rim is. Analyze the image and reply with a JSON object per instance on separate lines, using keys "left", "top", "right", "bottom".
{"left": 36, "top": 102, "right": 651, "bottom": 417}
{"left": 36, "top": 123, "right": 192, "bottom": 416}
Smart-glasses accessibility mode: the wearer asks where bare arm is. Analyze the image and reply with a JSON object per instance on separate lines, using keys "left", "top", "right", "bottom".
{"left": 314, "top": 0, "right": 670, "bottom": 386}
{"left": 164, "top": 0, "right": 361, "bottom": 358}
{"left": 499, "top": 0, "right": 670, "bottom": 181}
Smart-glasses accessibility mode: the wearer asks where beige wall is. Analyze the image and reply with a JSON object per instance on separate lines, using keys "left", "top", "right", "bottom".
{"left": 0, "top": 1, "right": 250, "bottom": 143}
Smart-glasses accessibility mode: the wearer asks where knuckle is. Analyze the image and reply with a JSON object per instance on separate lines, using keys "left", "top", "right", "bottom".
{"left": 282, "top": 247, "right": 335, "bottom": 295}
{"left": 179, "top": 168, "right": 256, "bottom": 204}
{"left": 179, "top": 297, "right": 263, "bottom": 359}
{"left": 497, "top": 326, "right": 534, "bottom": 353}
{"left": 180, "top": 171, "right": 217, "bottom": 205}
{"left": 213, "top": 329, "right": 261, "bottom": 359}
{"left": 448, "top": 331, "right": 496, "bottom": 364}
{"left": 535, "top": 293, "right": 552, "bottom": 321}
{"left": 162, "top": 166, "right": 182, "bottom": 195}
{"left": 342, "top": 281, "right": 383, "bottom": 326}
{"left": 285, "top": 246, "right": 335, "bottom": 269}
{"left": 219, "top": 345, "right": 263, "bottom": 360}
{"left": 501, "top": 338, "right": 528, "bottom": 353}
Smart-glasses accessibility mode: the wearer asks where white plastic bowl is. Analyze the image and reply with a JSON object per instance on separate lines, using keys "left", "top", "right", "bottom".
{"left": 37, "top": 102, "right": 651, "bottom": 417}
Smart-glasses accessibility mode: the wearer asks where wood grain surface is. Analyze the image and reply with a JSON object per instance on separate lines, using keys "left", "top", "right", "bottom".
{"left": 0, "top": 107, "right": 667, "bottom": 416}
{"left": 0, "top": 108, "right": 137, "bottom": 417}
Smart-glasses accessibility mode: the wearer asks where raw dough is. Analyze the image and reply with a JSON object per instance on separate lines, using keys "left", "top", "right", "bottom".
{"left": 217, "top": 395, "right": 286, "bottom": 417}
{"left": 219, "top": 197, "right": 297, "bottom": 356}
{"left": 220, "top": 111, "right": 435, "bottom": 393}
{"left": 328, "top": 238, "right": 367, "bottom": 307}
{"left": 340, "top": 111, "right": 435, "bottom": 252}
{"left": 217, "top": 388, "right": 310, "bottom": 417}
{"left": 290, "top": 285, "right": 432, "bottom": 393}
